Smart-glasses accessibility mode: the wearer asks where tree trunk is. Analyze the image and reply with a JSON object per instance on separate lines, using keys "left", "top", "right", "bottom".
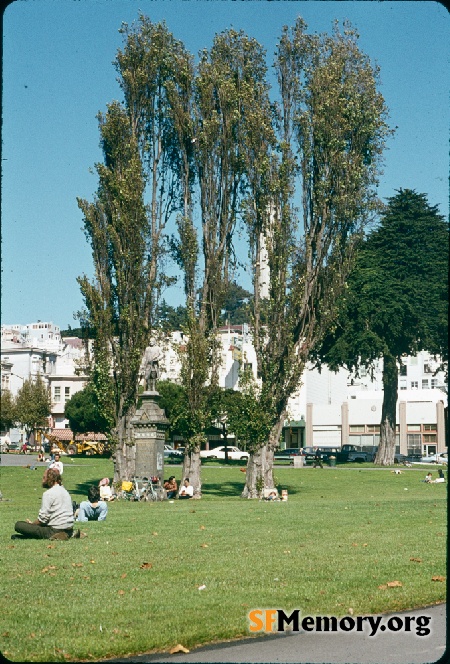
{"left": 181, "top": 446, "right": 202, "bottom": 498}
{"left": 374, "top": 352, "right": 398, "bottom": 465}
{"left": 241, "top": 418, "right": 283, "bottom": 498}
{"left": 113, "top": 413, "right": 136, "bottom": 482}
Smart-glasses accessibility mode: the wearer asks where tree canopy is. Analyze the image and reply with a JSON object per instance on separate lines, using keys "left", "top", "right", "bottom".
{"left": 14, "top": 375, "right": 51, "bottom": 437}
{"left": 314, "top": 189, "right": 449, "bottom": 464}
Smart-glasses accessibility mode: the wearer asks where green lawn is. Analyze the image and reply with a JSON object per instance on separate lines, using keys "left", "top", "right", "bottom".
{"left": 0, "top": 459, "right": 446, "bottom": 662}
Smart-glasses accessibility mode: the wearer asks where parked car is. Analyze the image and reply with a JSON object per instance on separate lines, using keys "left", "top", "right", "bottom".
{"left": 200, "top": 446, "right": 249, "bottom": 461}
{"left": 419, "top": 452, "right": 448, "bottom": 465}
{"left": 167, "top": 446, "right": 185, "bottom": 459}
{"left": 274, "top": 448, "right": 304, "bottom": 463}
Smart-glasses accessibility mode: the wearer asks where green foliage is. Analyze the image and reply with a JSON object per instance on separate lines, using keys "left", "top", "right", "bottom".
{"left": 64, "top": 383, "right": 112, "bottom": 436}
{"left": 77, "top": 18, "right": 195, "bottom": 466}
{"left": 0, "top": 389, "right": 16, "bottom": 431}
{"left": 155, "top": 301, "right": 188, "bottom": 332}
{"left": 14, "top": 375, "right": 51, "bottom": 436}
{"left": 242, "top": 18, "right": 393, "bottom": 455}
{"left": 316, "top": 189, "right": 449, "bottom": 371}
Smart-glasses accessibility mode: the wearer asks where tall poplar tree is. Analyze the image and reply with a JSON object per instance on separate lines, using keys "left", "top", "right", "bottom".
{"left": 314, "top": 189, "right": 448, "bottom": 465}
{"left": 242, "top": 18, "right": 392, "bottom": 496}
{"left": 77, "top": 17, "right": 194, "bottom": 480}
{"left": 173, "top": 29, "right": 274, "bottom": 496}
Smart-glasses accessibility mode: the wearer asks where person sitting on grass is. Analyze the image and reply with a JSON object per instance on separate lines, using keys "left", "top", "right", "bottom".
{"left": 424, "top": 472, "right": 433, "bottom": 483}
{"left": 433, "top": 469, "right": 445, "bottom": 484}
{"left": 178, "top": 478, "right": 193, "bottom": 499}
{"left": 164, "top": 475, "right": 178, "bottom": 499}
{"left": 99, "top": 477, "right": 114, "bottom": 501}
{"left": 12, "top": 468, "right": 82, "bottom": 540}
{"left": 76, "top": 486, "right": 108, "bottom": 522}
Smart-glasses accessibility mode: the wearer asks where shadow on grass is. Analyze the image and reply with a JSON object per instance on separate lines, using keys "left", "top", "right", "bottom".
{"left": 201, "top": 480, "right": 300, "bottom": 497}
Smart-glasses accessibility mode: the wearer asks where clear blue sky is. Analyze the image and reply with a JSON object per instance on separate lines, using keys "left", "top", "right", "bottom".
{"left": 2, "top": 0, "right": 449, "bottom": 329}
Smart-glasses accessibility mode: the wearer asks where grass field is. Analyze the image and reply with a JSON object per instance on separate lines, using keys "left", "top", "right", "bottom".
{"left": 0, "top": 458, "right": 447, "bottom": 662}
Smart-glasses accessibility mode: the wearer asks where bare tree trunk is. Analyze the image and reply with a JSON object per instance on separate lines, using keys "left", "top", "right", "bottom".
{"left": 113, "top": 413, "right": 136, "bottom": 482}
{"left": 181, "top": 445, "right": 202, "bottom": 498}
{"left": 241, "top": 417, "right": 283, "bottom": 498}
{"left": 374, "top": 352, "right": 398, "bottom": 466}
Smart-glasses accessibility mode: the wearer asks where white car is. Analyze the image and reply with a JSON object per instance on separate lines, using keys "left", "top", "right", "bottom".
{"left": 200, "top": 446, "right": 249, "bottom": 461}
{"left": 420, "top": 452, "right": 448, "bottom": 464}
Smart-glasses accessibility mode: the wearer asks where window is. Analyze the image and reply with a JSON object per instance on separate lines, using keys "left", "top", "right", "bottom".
{"left": 1, "top": 373, "right": 10, "bottom": 390}
{"left": 410, "top": 356, "right": 418, "bottom": 366}
{"left": 400, "top": 383, "right": 407, "bottom": 390}
{"left": 422, "top": 379, "right": 429, "bottom": 389}
{"left": 410, "top": 381, "right": 418, "bottom": 389}
{"left": 407, "top": 424, "right": 421, "bottom": 432}
{"left": 423, "top": 424, "right": 436, "bottom": 431}
{"left": 367, "top": 425, "right": 380, "bottom": 433}
{"left": 423, "top": 434, "right": 437, "bottom": 443}
{"left": 54, "top": 386, "right": 61, "bottom": 402}
{"left": 423, "top": 363, "right": 433, "bottom": 373}
{"left": 399, "top": 364, "right": 407, "bottom": 376}
{"left": 349, "top": 425, "right": 365, "bottom": 433}
{"left": 431, "top": 379, "right": 438, "bottom": 389}
{"left": 64, "top": 386, "right": 71, "bottom": 402}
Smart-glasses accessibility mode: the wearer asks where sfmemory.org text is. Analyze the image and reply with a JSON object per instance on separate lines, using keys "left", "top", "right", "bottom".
{"left": 248, "top": 610, "right": 432, "bottom": 637}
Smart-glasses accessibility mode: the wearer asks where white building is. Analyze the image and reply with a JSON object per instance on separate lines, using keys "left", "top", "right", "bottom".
{"left": 1, "top": 323, "right": 87, "bottom": 433}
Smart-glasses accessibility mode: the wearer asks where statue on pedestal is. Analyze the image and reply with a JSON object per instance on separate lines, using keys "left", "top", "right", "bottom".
{"left": 140, "top": 342, "right": 163, "bottom": 392}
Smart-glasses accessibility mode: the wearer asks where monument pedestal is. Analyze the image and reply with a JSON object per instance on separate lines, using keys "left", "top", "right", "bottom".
{"left": 131, "top": 391, "right": 169, "bottom": 494}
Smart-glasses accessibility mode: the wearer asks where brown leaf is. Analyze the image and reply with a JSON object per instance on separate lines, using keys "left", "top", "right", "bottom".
{"left": 140, "top": 562, "right": 153, "bottom": 569}
{"left": 152, "top": 532, "right": 158, "bottom": 536}
{"left": 410, "top": 557, "right": 422, "bottom": 563}
{"left": 378, "top": 585, "right": 387, "bottom": 590}
{"left": 199, "top": 525, "right": 206, "bottom": 530}
{"left": 72, "top": 563, "right": 83, "bottom": 567}
{"left": 90, "top": 560, "right": 96, "bottom": 564}
{"left": 200, "top": 544, "right": 208, "bottom": 548}
{"left": 118, "top": 590, "right": 125, "bottom": 595}
{"left": 121, "top": 573, "right": 127, "bottom": 578}
{"left": 386, "top": 581, "right": 403, "bottom": 588}
{"left": 170, "top": 644, "right": 190, "bottom": 654}
{"left": 431, "top": 575, "right": 446, "bottom": 582}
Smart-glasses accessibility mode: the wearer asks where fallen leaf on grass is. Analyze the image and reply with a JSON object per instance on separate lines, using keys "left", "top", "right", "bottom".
{"left": 90, "top": 560, "right": 96, "bottom": 564}
{"left": 199, "top": 525, "right": 206, "bottom": 530}
{"left": 200, "top": 544, "right": 208, "bottom": 548}
{"left": 410, "top": 557, "right": 422, "bottom": 563}
{"left": 140, "top": 562, "right": 153, "bottom": 569}
{"left": 170, "top": 644, "right": 190, "bottom": 654}
{"left": 47, "top": 544, "right": 55, "bottom": 549}
{"left": 28, "top": 633, "right": 36, "bottom": 639}
{"left": 348, "top": 608, "right": 354, "bottom": 615}
{"left": 121, "top": 573, "right": 127, "bottom": 578}
{"left": 351, "top": 543, "right": 358, "bottom": 547}
{"left": 387, "top": 581, "right": 403, "bottom": 588}
{"left": 72, "top": 563, "right": 83, "bottom": 567}
{"left": 152, "top": 532, "right": 158, "bottom": 536}
{"left": 118, "top": 590, "right": 125, "bottom": 596}
{"left": 431, "top": 576, "right": 446, "bottom": 582}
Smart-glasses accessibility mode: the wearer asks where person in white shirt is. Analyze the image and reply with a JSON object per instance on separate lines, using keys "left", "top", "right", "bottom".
{"left": 178, "top": 478, "right": 194, "bottom": 499}
{"left": 48, "top": 452, "right": 64, "bottom": 476}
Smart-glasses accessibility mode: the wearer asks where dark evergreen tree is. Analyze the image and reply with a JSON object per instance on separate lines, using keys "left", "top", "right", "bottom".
{"left": 315, "top": 189, "right": 448, "bottom": 464}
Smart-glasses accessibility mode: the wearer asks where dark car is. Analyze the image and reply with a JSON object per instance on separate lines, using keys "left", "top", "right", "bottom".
{"left": 274, "top": 448, "right": 304, "bottom": 463}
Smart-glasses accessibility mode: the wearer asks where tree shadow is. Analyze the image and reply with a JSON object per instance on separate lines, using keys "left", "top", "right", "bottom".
{"left": 201, "top": 480, "right": 300, "bottom": 497}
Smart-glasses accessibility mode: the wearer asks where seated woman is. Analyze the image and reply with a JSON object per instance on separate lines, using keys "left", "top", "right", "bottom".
{"left": 99, "top": 477, "right": 114, "bottom": 501}
{"left": 163, "top": 476, "right": 178, "bottom": 499}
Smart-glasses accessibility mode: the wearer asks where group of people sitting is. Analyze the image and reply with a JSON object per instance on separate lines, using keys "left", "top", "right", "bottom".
{"left": 163, "top": 476, "right": 193, "bottom": 499}
{"left": 424, "top": 469, "right": 445, "bottom": 483}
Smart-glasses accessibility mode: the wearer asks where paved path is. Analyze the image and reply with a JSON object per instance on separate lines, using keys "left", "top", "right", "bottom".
{"left": 105, "top": 604, "right": 446, "bottom": 664}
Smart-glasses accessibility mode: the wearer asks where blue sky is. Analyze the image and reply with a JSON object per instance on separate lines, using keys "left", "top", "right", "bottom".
{"left": 2, "top": 0, "right": 449, "bottom": 329}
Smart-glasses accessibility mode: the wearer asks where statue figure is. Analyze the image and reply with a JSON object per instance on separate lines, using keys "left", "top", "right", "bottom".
{"left": 141, "top": 342, "right": 163, "bottom": 392}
